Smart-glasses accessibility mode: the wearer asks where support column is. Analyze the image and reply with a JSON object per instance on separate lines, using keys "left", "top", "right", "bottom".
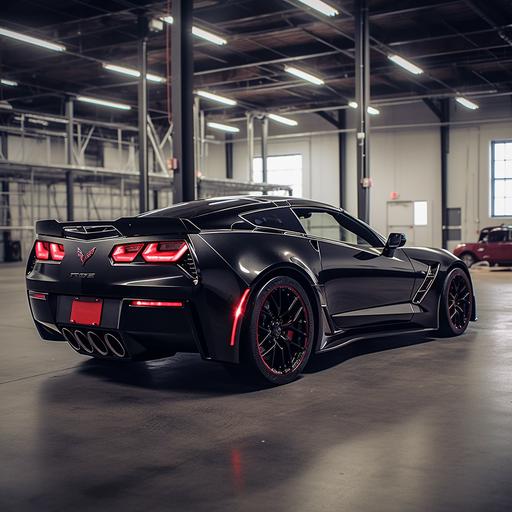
{"left": 338, "top": 110, "right": 347, "bottom": 209}
{"left": 355, "top": 0, "right": 370, "bottom": 223}
{"left": 225, "top": 133, "right": 234, "bottom": 179}
{"left": 171, "top": 0, "right": 195, "bottom": 203}
{"left": 138, "top": 17, "right": 149, "bottom": 213}
{"left": 1, "top": 132, "right": 11, "bottom": 259}
{"left": 440, "top": 99, "right": 450, "bottom": 250}
{"left": 65, "top": 98, "right": 74, "bottom": 221}
{"left": 261, "top": 116, "right": 269, "bottom": 186}
{"left": 246, "top": 114, "right": 254, "bottom": 181}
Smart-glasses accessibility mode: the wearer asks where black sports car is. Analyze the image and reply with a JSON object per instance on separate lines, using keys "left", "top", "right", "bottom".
{"left": 26, "top": 196, "right": 476, "bottom": 385}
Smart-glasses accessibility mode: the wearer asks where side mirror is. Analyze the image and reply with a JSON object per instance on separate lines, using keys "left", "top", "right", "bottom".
{"left": 383, "top": 232, "right": 406, "bottom": 257}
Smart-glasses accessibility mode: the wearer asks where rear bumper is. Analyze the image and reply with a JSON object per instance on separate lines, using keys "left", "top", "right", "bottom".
{"left": 28, "top": 290, "right": 206, "bottom": 360}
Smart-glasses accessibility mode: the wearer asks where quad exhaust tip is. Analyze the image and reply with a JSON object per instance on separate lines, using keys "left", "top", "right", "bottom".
{"left": 61, "top": 328, "right": 127, "bottom": 358}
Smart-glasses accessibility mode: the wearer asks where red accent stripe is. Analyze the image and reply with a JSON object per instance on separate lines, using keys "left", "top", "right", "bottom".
{"left": 229, "top": 288, "right": 251, "bottom": 347}
{"left": 129, "top": 300, "right": 183, "bottom": 308}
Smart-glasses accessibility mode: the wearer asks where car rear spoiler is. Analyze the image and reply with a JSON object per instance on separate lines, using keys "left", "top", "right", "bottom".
{"left": 35, "top": 217, "right": 200, "bottom": 239}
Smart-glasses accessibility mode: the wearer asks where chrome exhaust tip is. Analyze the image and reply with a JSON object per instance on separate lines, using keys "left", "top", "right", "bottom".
{"left": 104, "top": 333, "right": 126, "bottom": 358}
{"left": 87, "top": 331, "right": 109, "bottom": 356}
{"left": 74, "top": 330, "right": 94, "bottom": 354}
{"left": 62, "top": 327, "right": 81, "bottom": 352}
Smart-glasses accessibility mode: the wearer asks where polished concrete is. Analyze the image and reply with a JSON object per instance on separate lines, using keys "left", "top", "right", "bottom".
{"left": 1, "top": 264, "right": 511, "bottom": 512}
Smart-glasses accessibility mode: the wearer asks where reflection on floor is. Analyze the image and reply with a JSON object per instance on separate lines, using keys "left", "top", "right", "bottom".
{"left": 1, "top": 264, "right": 512, "bottom": 511}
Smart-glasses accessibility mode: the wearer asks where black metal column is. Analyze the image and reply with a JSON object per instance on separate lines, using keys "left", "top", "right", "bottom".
{"left": 261, "top": 116, "right": 269, "bottom": 185}
{"left": 1, "top": 132, "right": 11, "bottom": 259}
{"left": 225, "top": 134, "right": 234, "bottom": 179}
{"left": 138, "top": 17, "right": 149, "bottom": 213}
{"left": 171, "top": 0, "right": 195, "bottom": 203}
{"left": 355, "top": 0, "right": 370, "bottom": 223}
{"left": 338, "top": 109, "right": 347, "bottom": 209}
{"left": 65, "top": 98, "right": 74, "bottom": 221}
{"left": 440, "top": 99, "right": 450, "bottom": 250}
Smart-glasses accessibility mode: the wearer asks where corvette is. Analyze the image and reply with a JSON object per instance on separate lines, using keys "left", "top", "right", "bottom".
{"left": 26, "top": 196, "right": 476, "bottom": 384}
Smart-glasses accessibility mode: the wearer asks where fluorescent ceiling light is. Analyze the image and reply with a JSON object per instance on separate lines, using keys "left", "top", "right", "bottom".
{"left": 456, "top": 97, "right": 479, "bottom": 110}
{"left": 161, "top": 16, "right": 227, "bottom": 45}
{"left": 348, "top": 101, "right": 358, "bottom": 109}
{"left": 1, "top": 79, "right": 17, "bottom": 87}
{"left": 77, "top": 95, "right": 131, "bottom": 111}
{"left": 207, "top": 122, "right": 240, "bottom": 133}
{"left": 268, "top": 113, "right": 298, "bottom": 126}
{"left": 388, "top": 54, "right": 423, "bottom": 75}
{"left": 196, "top": 90, "right": 237, "bottom": 106}
{"left": 0, "top": 27, "right": 65, "bottom": 52}
{"left": 103, "top": 63, "right": 165, "bottom": 83}
{"left": 284, "top": 66, "right": 324, "bottom": 85}
{"left": 14, "top": 115, "right": 49, "bottom": 126}
{"left": 296, "top": 0, "right": 339, "bottom": 17}
{"left": 367, "top": 106, "right": 380, "bottom": 115}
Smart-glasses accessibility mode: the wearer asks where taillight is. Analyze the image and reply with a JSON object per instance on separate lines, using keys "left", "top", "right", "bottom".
{"left": 49, "top": 243, "right": 65, "bottom": 261}
{"left": 111, "top": 243, "right": 145, "bottom": 263}
{"left": 142, "top": 241, "right": 188, "bottom": 263}
{"left": 35, "top": 241, "right": 65, "bottom": 262}
{"left": 35, "top": 241, "right": 50, "bottom": 260}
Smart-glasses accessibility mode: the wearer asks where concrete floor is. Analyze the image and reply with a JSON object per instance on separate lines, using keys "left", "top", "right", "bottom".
{"left": 1, "top": 264, "right": 512, "bottom": 512}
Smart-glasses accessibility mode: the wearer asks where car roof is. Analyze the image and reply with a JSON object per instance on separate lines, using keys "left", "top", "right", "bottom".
{"left": 140, "top": 195, "right": 339, "bottom": 219}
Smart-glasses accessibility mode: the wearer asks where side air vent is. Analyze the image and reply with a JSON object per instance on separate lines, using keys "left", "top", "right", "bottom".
{"left": 62, "top": 225, "right": 121, "bottom": 240}
{"left": 413, "top": 264, "right": 440, "bottom": 304}
{"left": 178, "top": 252, "right": 199, "bottom": 281}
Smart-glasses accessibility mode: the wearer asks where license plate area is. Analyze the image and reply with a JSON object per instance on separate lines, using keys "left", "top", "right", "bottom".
{"left": 70, "top": 297, "right": 103, "bottom": 326}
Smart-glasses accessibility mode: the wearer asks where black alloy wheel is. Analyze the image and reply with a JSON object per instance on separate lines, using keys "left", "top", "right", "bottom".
{"left": 439, "top": 267, "right": 473, "bottom": 336}
{"left": 242, "top": 276, "right": 315, "bottom": 385}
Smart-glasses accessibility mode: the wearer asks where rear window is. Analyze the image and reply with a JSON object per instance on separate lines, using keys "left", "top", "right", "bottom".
{"left": 242, "top": 207, "right": 304, "bottom": 233}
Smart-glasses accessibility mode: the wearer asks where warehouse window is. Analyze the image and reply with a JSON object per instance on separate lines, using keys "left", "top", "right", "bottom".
{"left": 491, "top": 140, "right": 512, "bottom": 217}
{"left": 253, "top": 154, "right": 303, "bottom": 196}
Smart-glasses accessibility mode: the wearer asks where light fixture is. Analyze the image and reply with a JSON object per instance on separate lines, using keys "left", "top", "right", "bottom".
{"left": 207, "top": 122, "right": 240, "bottom": 133}
{"left": 77, "top": 95, "right": 131, "bottom": 111}
{"left": 1, "top": 78, "right": 17, "bottom": 87}
{"left": 14, "top": 115, "right": 49, "bottom": 127}
{"left": 388, "top": 54, "right": 423, "bottom": 75}
{"left": 456, "top": 97, "right": 479, "bottom": 110}
{"left": 196, "top": 90, "right": 237, "bottom": 106}
{"left": 161, "top": 16, "right": 227, "bottom": 45}
{"left": 268, "top": 113, "right": 298, "bottom": 127}
{"left": 348, "top": 101, "right": 358, "bottom": 109}
{"left": 295, "top": 0, "right": 339, "bottom": 17}
{"left": 0, "top": 27, "right": 65, "bottom": 52}
{"left": 284, "top": 66, "right": 324, "bottom": 85}
{"left": 367, "top": 106, "right": 380, "bottom": 115}
{"left": 103, "top": 63, "right": 165, "bottom": 83}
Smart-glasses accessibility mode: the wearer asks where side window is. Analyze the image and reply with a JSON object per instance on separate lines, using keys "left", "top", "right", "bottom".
{"left": 488, "top": 230, "right": 507, "bottom": 243}
{"left": 242, "top": 207, "right": 304, "bottom": 233}
{"left": 293, "top": 208, "right": 380, "bottom": 247}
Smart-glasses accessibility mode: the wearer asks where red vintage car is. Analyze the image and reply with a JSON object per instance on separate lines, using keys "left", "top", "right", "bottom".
{"left": 453, "top": 225, "right": 512, "bottom": 267}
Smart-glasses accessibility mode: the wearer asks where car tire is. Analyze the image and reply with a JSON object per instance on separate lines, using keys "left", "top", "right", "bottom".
{"left": 237, "top": 276, "right": 315, "bottom": 385}
{"left": 438, "top": 267, "right": 473, "bottom": 337}
{"left": 459, "top": 252, "right": 476, "bottom": 268}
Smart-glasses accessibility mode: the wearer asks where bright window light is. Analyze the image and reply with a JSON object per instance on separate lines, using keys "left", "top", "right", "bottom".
{"left": 456, "top": 97, "right": 479, "bottom": 110}
{"left": 284, "top": 66, "right": 324, "bottom": 85}
{"left": 388, "top": 54, "right": 423, "bottom": 75}
{"left": 414, "top": 201, "right": 428, "bottom": 226}
{"left": 367, "top": 106, "right": 380, "bottom": 115}
{"left": 348, "top": 101, "right": 358, "bottom": 109}
{"left": 77, "top": 96, "right": 131, "bottom": 111}
{"left": 268, "top": 113, "right": 298, "bottom": 127}
{"left": 295, "top": 0, "right": 339, "bottom": 16}
{"left": 207, "top": 122, "right": 240, "bottom": 133}
{"left": 161, "top": 17, "right": 227, "bottom": 45}
{"left": 253, "top": 154, "right": 303, "bottom": 197}
{"left": 0, "top": 79, "right": 17, "bottom": 87}
{"left": 103, "top": 63, "right": 165, "bottom": 83}
{"left": 0, "top": 27, "right": 65, "bottom": 52}
{"left": 196, "top": 90, "right": 237, "bottom": 106}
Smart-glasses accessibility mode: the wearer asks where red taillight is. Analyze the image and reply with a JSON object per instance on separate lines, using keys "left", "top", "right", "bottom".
{"left": 130, "top": 300, "right": 183, "bottom": 307}
{"left": 29, "top": 292, "right": 47, "bottom": 300}
{"left": 49, "top": 243, "right": 65, "bottom": 261}
{"left": 229, "top": 288, "right": 251, "bottom": 347}
{"left": 111, "top": 243, "right": 145, "bottom": 263}
{"left": 142, "top": 241, "right": 188, "bottom": 263}
{"left": 35, "top": 241, "right": 50, "bottom": 260}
